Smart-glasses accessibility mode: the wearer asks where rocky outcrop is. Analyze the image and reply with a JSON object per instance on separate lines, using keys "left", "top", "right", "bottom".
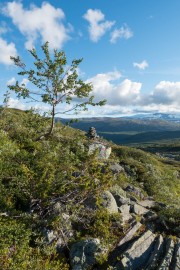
{"left": 117, "top": 222, "right": 142, "bottom": 247}
{"left": 170, "top": 239, "right": 180, "bottom": 270}
{"left": 158, "top": 238, "right": 175, "bottom": 269}
{"left": 88, "top": 142, "right": 111, "bottom": 160}
{"left": 70, "top": 238, "right": 105, "bottom": 270}
{"left": 115, "top": 230, "right": 156, "bottom": 269}
{"left": 144, "top": 234, "right": 164, "bottom": 270}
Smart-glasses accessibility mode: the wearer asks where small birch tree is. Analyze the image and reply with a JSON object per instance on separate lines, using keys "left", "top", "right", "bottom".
{"left": 9, "top": 42, "right": 106, "bottom": 137}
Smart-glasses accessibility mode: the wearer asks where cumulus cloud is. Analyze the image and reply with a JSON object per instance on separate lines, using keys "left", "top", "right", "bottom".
{"left": 133, "top": 60, "right": 149, "bottom": 70}
{"left": 85, "top": 71, "right": 180, "bottom": 115}
{"left": 110, "top": 24, "right": 133, "bottom": 43}
{"left": 83, "top": 9, "right": 115, "bottom": 42}
{"left": 2, "top": 1, "right": 71, "bottom": 49}
{"left": 0, "top": 37, "right": 17, "bottom": 65}
{"left": 150, "top": 81, "right": 180, "bottom": 105}
{"left": 87, "top": 71, "right": 142, "bottom": 105}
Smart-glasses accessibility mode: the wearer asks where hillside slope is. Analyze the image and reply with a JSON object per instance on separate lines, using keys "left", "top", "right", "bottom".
{"left": 0, "top": 109, "right": 179, "bottom": 269}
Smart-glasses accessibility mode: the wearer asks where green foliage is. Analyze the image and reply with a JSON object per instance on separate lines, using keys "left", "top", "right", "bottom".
{"left": 0, "top": 218, "right": 69, "bottom": 270}
{"left": 9, "top": 42, "right": 106, "bottom": 136}
{"left": 0, "top": 108, "right": 179, "bottom": 267}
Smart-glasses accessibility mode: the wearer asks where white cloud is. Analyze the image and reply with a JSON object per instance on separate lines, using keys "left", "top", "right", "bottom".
{"left": 87, "top": 71, "right": 142, "bottom": 105}
{"left": 20, "top": 78, "right": 29, "bottom": 87}
{"left": 150, "top": 81, "right": 180, "bottom": 105}
{"left": 0, "top": 37, "right": 17, "bottom": 65}
{"left": 133, "top": 60, "right": 149, "bottom": 70}
{"left": 7, "top": 97, "right": 26, "bottom": 110}
{"left": 83, "top": 9, "right": 115, "bottom": 42}
{"left": 3, "top": 1, "right": 71, "bottom": 49}
{"left": 110, "top": 24, "right": 133, "bottom": 43}
{"left": 7, "top": 77, "right": 16, "bottom": 85}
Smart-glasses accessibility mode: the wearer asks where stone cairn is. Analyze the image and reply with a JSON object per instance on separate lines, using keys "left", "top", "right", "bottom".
{"left": 86, "top": 127, "right": 99, "bottom": 140}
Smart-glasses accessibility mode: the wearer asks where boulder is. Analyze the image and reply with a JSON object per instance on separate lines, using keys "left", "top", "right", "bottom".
{"left": 101, "top": 191, "right": 118, "bottom": 214}
{"left": 70, "top": 238, "right": 105, "bottom": 270}
{"left": 110, "top": 163, "right": 124, "bottom": 174}
{"left": 115, "top": 230, "right": 156, "bottom": 269}
{"left": 119, "top": 204, "right": 132, "bottom": 223}
{"left": 88, "top": 142, "right": 111, "bottom": 160}
{"left": 132, "top": 203, "right": 149, "bottom": 215}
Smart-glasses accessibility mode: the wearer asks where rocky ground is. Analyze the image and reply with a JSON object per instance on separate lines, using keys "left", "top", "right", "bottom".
{"left": 42, "top": 158, "right": 180, "bottom": 270}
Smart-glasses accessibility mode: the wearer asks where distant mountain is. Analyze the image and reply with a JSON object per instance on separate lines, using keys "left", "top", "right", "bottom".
{"left": 127, "top": 113, "right": 180, "bottom": 122}
{"left": 59, "top": 116, "right": 180, "bottom": 133}
{"left": 58, "top": 115, "right": 180, "bottom": 146}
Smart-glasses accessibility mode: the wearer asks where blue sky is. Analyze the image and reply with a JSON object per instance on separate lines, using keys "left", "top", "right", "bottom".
{"left": 0, "top": 0, "right": 180, "bottom": 117}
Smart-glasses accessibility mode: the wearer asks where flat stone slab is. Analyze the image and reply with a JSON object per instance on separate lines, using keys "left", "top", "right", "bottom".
{"left": 170, "top": 239, "right": 180, "bottom": 270}
{"left": 117, "top": 222, "right": 142, "bottom": 247}
{"left": 145, "top": 235, "right": 164, "bottom": 270}
{"left": 117, "top": 230, "right": 156, "bottom": 269}
{"left": 158, "top": 238, "right": 174, "bottom": 270}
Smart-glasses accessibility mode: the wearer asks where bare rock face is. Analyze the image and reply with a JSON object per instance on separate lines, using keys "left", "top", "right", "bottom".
{"left": 158, "top": 238, "right": 175, "bottom": 270}
{"left": 117, "top": 222, "right": 142, "bottom": 247}
{"left": 70, "top": 238, "right": 105, "bottom": 270}
{"left": 145, "top": 235, "right": 164, "bottom": 270}
{"left": 115, "top": 230, "right": 156, "bottom": 269}
{"left": 170, "top": 239, "right": 180, "bottom": 270}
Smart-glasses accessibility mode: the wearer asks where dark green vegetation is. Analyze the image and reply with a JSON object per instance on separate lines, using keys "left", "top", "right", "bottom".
{"left": 0, "top": 108, "right": 179, "bottom": 269}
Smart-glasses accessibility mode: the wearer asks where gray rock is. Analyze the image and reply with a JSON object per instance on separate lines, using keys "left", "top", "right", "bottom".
{"left": 101, "top": 191, "right": 118, "bottom": 214}
{"left": 116, "top": 230, "right": 156, "bottom": 269}
{"left": 117, "top": 222, "right": 142, "bottom": 247}
{"left": 158, "top": 238, "right": 175, "bottom": 270}
{"left": 110, "top": 163, "right": 124, "bottom": 174}
{"left": 110, "top": 185, "right": 130, "bottom": 207}
{"left": 88, "top": 142, "right": 111, "bottom": 160}
{"left": 171, "top": 239, "right": 180, "bottom": 270}
{"left": 119, "top": 204, "right": 132, "bottom": 222}
{"left": 145, "top": 235, "right": 164, "bottom": 270}
{"left": 138, "top": 200, "right": 155, "bottom": 209}
{"left": 70, "top": 238, "right": 105, "bottom": 270}
{"left": 125, "top": 184, "right": 145, "bottom": 199}
{"left": 132, "top": 203, "right": 149, "bottom": 215}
